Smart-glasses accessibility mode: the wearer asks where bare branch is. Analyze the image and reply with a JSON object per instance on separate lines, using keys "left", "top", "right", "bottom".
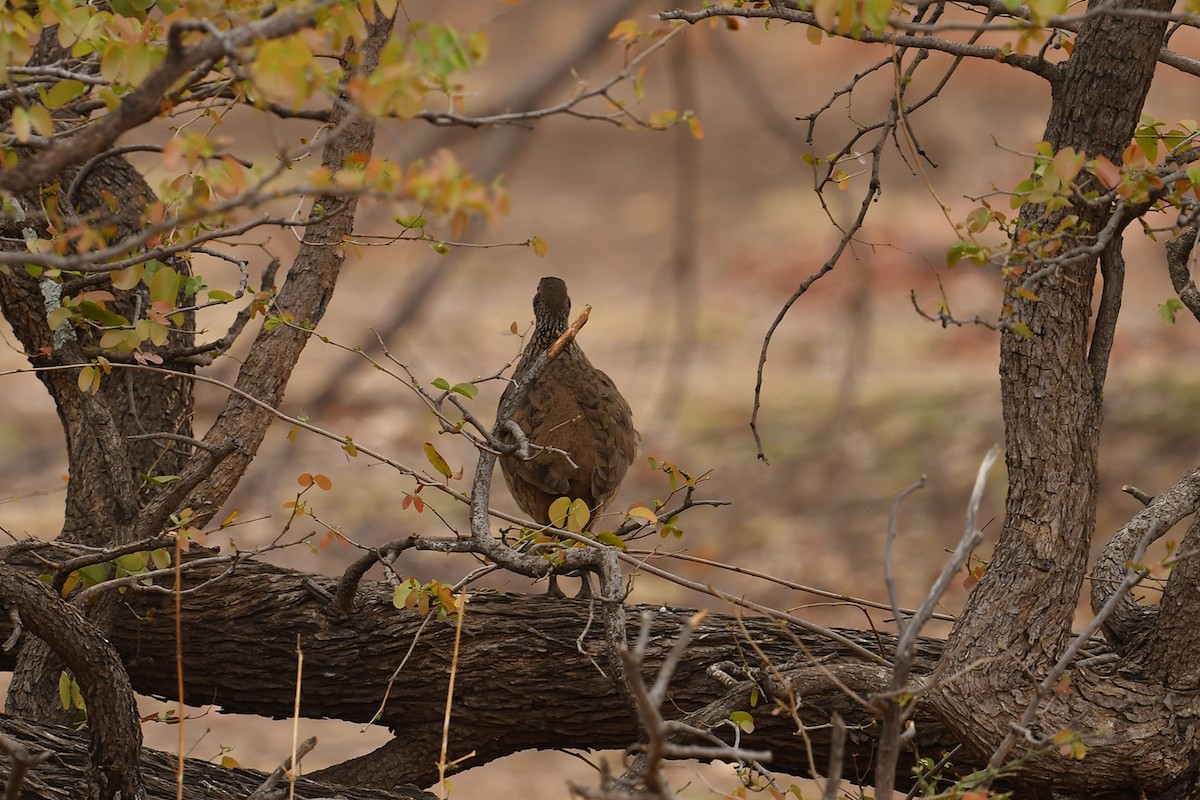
{"left": 658, "top": 6, "right": 1060, "bottom": 81}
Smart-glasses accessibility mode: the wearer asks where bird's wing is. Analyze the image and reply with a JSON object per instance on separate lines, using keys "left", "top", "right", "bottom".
{"left": 507, "top": 378, "right": 579, "bottom": 498}
{"left": 576, "top": 368, "right": 637, "bottom": 506}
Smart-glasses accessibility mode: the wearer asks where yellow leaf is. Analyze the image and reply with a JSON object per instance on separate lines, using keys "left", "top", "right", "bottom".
{"left": 58, "top": 671, "right": 73, "bottom": 711}
{"left": 313, "top": 473, "right": 332, "bottom": 490}
{"left": 27, "top": 105, "right": 54, "bottom": 137}
{"left": 530, "top": 235, "right": 548, "bottom": 258}
{"left": 11, "top": 107, "right": 31, "bottom": 143}
{"left": 47, "top": 306, "right": 71, "bottom": 330}
{"left": 77, "top": 365, "right": 97, "bottom": 393}
{"left": 567, "top": 498, "right": 590, "bottom": 532}
{"left": 548, "top": 496, "right": 572, "bottom": 528}
{"left": 608, "top": 19, "right": 640, "bottom": 44}
{"left": 812, "top": 0, "right": 837, "bottom": 31}
{"left": 626, "top": 505, "right": 658, "bottom": 524}
{"left": 423, "top": 442, "right": 453, "bottom": 478}
{"left": 148, "top": 320, "right": 169, "bottom": 347}
{"left": 298, "top": 473, "right": 313, "bottom": 487}
{"left": 109, "top": 264, "right": 142, "bottom": 290}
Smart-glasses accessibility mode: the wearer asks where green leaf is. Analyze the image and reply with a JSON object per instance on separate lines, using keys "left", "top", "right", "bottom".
{"left": 207, "top": 289, "right": 235, "bottom": 302}
{"left": 149, "top": 265, "right": 180, "bottom": 306}
{"left": 730, "top": 711, "right": 755, "bottom": 733}
{"left": 76, "top": 562, "right": 110, "bottom": 587}
{"left": 58, "top": 671, "right": 73, "bottom": 711}
{"left": 1011, "top": 322, "right": 1034, "bottom": 339}
{"left": 595, "top": 531, "right": 627, "bottom": 550}
{"left": 150, "top": 548, "right": 172, "bottom": 570}
{"left": 964, "top": 207, "right": 993, "bottom": 234}
{"left": 77, "top": 300, "right": 129, "bottom": 327}
{"left": 1010, "top": 178, "right": 1035, "bottom": 209}
{"left": 114, "top": 552, "right": 147, "bottom": 576}
{"left": 1159, "top": 297, "right": 1184, "bottom": 324}
{"left": 392, "top": 581, "right": 415, "bottom": 609}
{"left": 450, "top": 382, "right": 478, "bottom": 399}
{"left": 44, "top": 79, "right": 87, "bottom": 108}
{"left": 432, "top": 377, "right": 451, "bottom": 391}
{"left": 148, "top": 320, "right": 169, "bottom": 347}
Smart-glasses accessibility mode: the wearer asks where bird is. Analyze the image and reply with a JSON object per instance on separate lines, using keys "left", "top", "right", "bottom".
{"left": 498, "top": 276, "right": 638, "bottom": 595}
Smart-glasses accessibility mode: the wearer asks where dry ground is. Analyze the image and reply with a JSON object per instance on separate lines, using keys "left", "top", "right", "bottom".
{"left": 3, "top": 2, "right": 1200, "bottom": 797}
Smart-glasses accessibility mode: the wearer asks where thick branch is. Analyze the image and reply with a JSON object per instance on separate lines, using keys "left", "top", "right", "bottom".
{"left": 0, "top": 714, "right": 432, "bottom": 800}
{"left": 0, "top": 557, "right": 932, "bottom": 789}
{"left": 0, "top": 565, "right": 143, "bottom": 800}
{"left": 1089, "top": 468, "right": 1200, "bottom": 650}
{"left": 1146, "top": 515, "right": 1200, "bottom": 684}
{"left": 1165, "top": 228, "right": 1200, "bottom": 323}
{"left": 0, "top": 555, "right": 1192, "bottom": 794}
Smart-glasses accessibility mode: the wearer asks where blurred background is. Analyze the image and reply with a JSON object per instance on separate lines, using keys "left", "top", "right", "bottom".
{"left": 3, "top": 1, "right": 1200, "bottom": 795}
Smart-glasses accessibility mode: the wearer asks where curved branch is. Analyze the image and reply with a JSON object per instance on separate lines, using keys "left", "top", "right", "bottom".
{"left": 0, "top": 565, "right": 144, "bottom": 800}
{"left": 1089, "top": 468, "right": 1200, "bottom": 651}
{"left": 1165, "top": 228, "right": 1200, "bottom": 323}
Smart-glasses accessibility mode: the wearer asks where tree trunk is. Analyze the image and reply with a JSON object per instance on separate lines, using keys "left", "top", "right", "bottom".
{"left": 933, "top": 0, "right": 1182, "bottom": 789}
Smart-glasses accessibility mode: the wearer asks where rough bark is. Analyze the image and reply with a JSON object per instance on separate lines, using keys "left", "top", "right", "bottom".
{"left": 1146, "top": 514, "right": 1200, "bottom": 685}
{"left": 932, "top": 0, "right": 1180, "bottom": 786}
{"left": 1090, "top": 467, "right": 1200, "bottom": 652}
{"left": 1, "top": 555, "right": 1191, "bottom": 795}
{"left": 0, "top": 30, "right": 198, "bottom": 724}
{"left": 0, "top": 557, "right": 951, "bottom": 790}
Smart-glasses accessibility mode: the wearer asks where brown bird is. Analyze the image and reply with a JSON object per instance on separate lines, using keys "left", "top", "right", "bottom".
{"left": 498, "top": 277, "right": 637, "bottom": 592}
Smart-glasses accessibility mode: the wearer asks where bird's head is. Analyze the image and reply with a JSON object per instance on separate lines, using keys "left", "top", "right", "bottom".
{"left": 534, "top": 276, "right": 571, "bottom": 335}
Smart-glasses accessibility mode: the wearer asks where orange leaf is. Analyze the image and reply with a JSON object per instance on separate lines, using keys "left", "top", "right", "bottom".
{"left": 1091, "top": 155, "right": 1121, "bottom": 189}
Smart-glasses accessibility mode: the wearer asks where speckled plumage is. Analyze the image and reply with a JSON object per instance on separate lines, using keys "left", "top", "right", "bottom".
{"left": 499, "top": 277, "right": 637, "bottom": 529}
